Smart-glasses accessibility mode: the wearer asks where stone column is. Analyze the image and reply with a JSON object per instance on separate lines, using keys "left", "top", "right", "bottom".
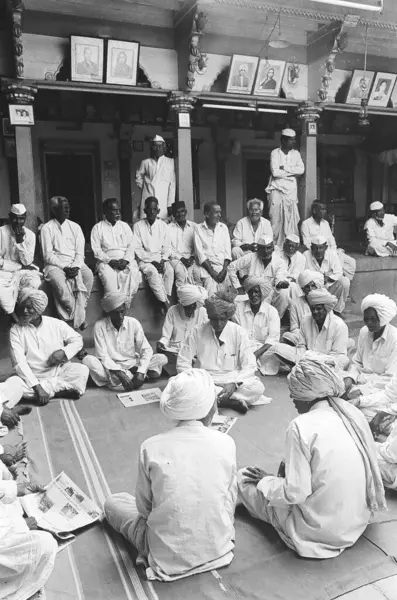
{"left": 168, "top": 93, "right": 196, "bottom": 220}
{"left": 296, "top": 101, "right": 323, "bottom": 220}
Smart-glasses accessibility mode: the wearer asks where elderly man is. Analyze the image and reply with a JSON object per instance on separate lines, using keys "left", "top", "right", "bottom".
{"left": 136, "top": 135, "right": 175, "bottom": 221}
{"left": 304, "top": 235, "right": 349, "bottom": 315}
{"left": 10, "top": 289, "right": 89, "bottom": 405}
{"left": 168, "top": 201, "right": 200, "bottom": 287}
{"left": 238, "top": 357, "right": 384, "bottom": 559}
{"left": 272, "top": 289, "right": 349, "bottom": 370}
{"left": 40, "top": 196, "right": 93, "bottom": 329}
{"left": 232, "top": 276, "right": 280, "bottom": 376}
{"left": 301, "top": 200, "right": 356, "bottom": 281}
{"left": 364, "top": 201, "right": 397, "bottom": 257}
{"left": 90, "top": 198, "right": 140, "bottom": 307}
{"left": 83, "top": 292, "right": 167, "bottom": 390}
{"left": 273, "top": 234, "right": 305, "bottom": 318}
{"left": 177, "top": 290, "right": 265, "bottom": 414}
{"left": 231, "top": 198, "right": 273, "bottom": 260}
{"left": 0, "top": 203, "right": 41, "bottom": 319}
{"left": 282, "top": 269, "right": 324, "bottom": 345}
{"left": 104, "top": 369, "right": 237, "bottom": 582}
{"left": 134, "top": 196, "right": 174, "bottom": 315}
{"left": 228, "top": 236, "right": 291, "bottom": 318}
{"left": 266, "top": 129, "right": 305, "bottom": 246}
{"left": 194, "top": 202, "right": 232, "bottom": 296}
{"left": 0, "top": 460, "right": 58, "bottom": 599}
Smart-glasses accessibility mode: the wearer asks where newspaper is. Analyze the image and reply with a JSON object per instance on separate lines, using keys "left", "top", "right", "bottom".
{"left": 20, "top": 472, "right": 102, "bottom": 542}
{"left": 211, "top": 414, "right": 237, "bottom": 434}
{"left": 117, "top": 387, "right": 162, "bottom": 408}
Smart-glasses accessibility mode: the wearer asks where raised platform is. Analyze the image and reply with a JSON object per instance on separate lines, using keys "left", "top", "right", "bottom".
{"left": 349, "top": 254, "right": 397, "bottom": 318}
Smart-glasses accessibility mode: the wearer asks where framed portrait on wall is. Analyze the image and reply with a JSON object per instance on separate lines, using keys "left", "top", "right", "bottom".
{"left": 105, "top": 39, "right": 140, "bottom": 86}
{"left": 253, "top": 59, "right": 286, "bottom": 97}
{"left": 345, "top": 69, "right": 375, "bottom": 105}
{"left": 9, "top": 104, "right": 35, "bottom": 126}
{"left": 70, "top": 35, "right": 104, "bottom": 83}
{"left": 226, "top": 55, "right": 259, "bottom": 95}
{"left": 368, "top": 72, "right": 397, "bottom": 107}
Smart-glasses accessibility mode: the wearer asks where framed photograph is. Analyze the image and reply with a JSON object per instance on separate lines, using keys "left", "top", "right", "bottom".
{"left": 226, "top": 55, "right": 259, "bottom": 95}
{"left": 389, "top": 80, "right": 397, "bottom": 108}
{"left": 253, "top": 59, "right": 286, "bottom": 97}
{"left": 307, "top": 122, "right": 317, "bottom": 136}
{"left": 368, "top": 72, "right": 397, "bottom": 107}
{"left": 345, "top": 69, "right": 375, "bottom": 105}
{"left": 71, "top": 35, "right": 104, "bottom": 83}
{"left": 9, "top": 104, "right": 35, "bottom": 126}
{"left": 105, "top": 39, "right": 139, "bottom": 86}
{"left": 2, "top": 118, "right": 15, "bottom": 137}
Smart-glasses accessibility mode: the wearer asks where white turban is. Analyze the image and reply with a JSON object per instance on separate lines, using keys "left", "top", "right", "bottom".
{"left": 297, "top": 270, "right": 324, "bottom": 290}
{"left": 18, "top": 288, "right": 48, "bottom": 315}
{"left": 205, "top": 289, "right": 237, "bottom": 318}
{"left": 361, "top": 294, "right": 397, "bottom": 326}
{"left": 10, "top": 203, "right": 26, "bottom": 215}
{"left": 101, "top": 292, "right": 127, "bottom": 313}
{"left": 288, "top": 356, "right": 345, "bottom": 402}
{"left": 257, "top": 235, "right": 273, "bottom": 246}
{"left": 311, "top": 235, "right": 327, "bottom": 246}
{"left": 243, "top": 276, "right": 273, "bottom": 299}
{"left": 281, "top": 128, "right": 296, "bottom": 137}
{"left": 177, "top": 285, "right": 207, "bottom": 307}
{"left": 307, "top": 289, "right": 338, "bottom": 312}
{"left": 160, "top": 368, "right": 216, "bottom": 421}
{"left": 370, "top": 201, "right": 383, "bottom": 211}
{"left": 285, "top": 234, "right": 300, "bottom": 244}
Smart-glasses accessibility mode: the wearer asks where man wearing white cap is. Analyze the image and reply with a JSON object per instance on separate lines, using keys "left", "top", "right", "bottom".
{"left": 273, "top": 234, "right": 305, "bottom": 318}
{"left": 104, "top": 368, "right": 237, "bottom": 582}
{"left": 136, "top": 135, "right": 175, "bottom": 221}
{"left": 282, "top": 269, "right": 324, "bottom": 346}
{"left": 304, "top": 235, "right": 349, "bottom": 315}
{"left": 0, "top": 204, "right": 41, "bottom": 318}
{"left": 231, "top": 198, "right": 273, "bottom": 260}
{"left": 266, "top": 129, "right": 305, "bottom": 246}
{"left": 364, "top": 201, "right": 397, "bottom": 257}
{"left": 83, "top": 291, "right": 167, "bottom": 390}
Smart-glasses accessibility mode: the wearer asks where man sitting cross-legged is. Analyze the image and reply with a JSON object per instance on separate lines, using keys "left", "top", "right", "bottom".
{"left": 104, "top": 368, "right": 237, "bottom": 582}
{"left": 177, "top": 290, "right": 265, "bottom": 414}
{"left": 83, "top": 292, "right": 167, "bottom": 391}
{"left": 282, "top": 269, "right": 324, "bottom": 346}
{"left": 91, "top": 198, "right": 141, "bottom": 308}
{"left": 364, "top": 201, "right": 397, "bottom": 257}
{"left": 231, "top": 198, "right": 273, "bottom": 260}
{"left": 10, "top": 289, "right": 89, "bottom": 405}
{"left": 0, "top": 376, "right": 31, "bottom": 437}
{"left": 232, "top": 276, "right": 280, "bottom": 376}
{"left": 238, "top": 357, "right": 385, "bottom": 559}
{"left": 168, "top": 201, "right": 201, "bottom": 287}
{"left": 273, "top": 234, "right": 305, "bottom": 318}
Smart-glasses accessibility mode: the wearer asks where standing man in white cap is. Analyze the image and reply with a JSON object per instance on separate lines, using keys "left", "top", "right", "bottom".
{"left": 364, "top": 201, "right": 397, "bottom": 256}
{"left": 136, "top": 135, "right": 175, "bottom": 221}
{"left": 0, "top": 203, "right": 41, "bottom": 319}
{"left": 266, "top": 129, "right": 305, "bottom": 246}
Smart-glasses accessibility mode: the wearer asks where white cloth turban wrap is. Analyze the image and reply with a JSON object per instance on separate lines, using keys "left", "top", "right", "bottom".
{"left": 361, "top": 294, "right": 397, "bottom": 326}
{"left": 243, "top": 276, "right": 273, "bottom": 299}
{"left": 288, "top": 355, "right": 345, "bottom": 402}
{"left": 297, "top": 270, "right": 324, "bottom": 290}
{"left": 160, "top": 368, "right": 216, "bottom": 421}
{"left": 205, "top": 289, "right": 237, "bottom": 319}
{"left": 177, "top": 284, "right": 208, "bottom": 307}
{"left": 307, "top": 289, "right": 337, "bottom": 312}
{"left": 18, "top": 288, "right": 48, "bottom": 315}
{"left": 101, "top": 292, "right": 127, "bottom": 313}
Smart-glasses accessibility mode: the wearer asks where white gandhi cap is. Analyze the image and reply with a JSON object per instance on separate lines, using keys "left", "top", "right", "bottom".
{"left": 10, "top": 204, "right": 26, "bottom": 216}
{"left": 257, "top": 235, "right": 274, "bottom": 246}
{"left": 281, "top": 128, "right": 296, "bottom": 138}
{"left": 153, "top": 135, "right": 165, "bottom": 143}
{"left": 370, "top": 201, "right": 383, "bottom": 211}
{"left": 285, "top": 234, "right": 300, "bottom": 244}
{"left": 311, "top": 235, "right": 327, "bottom": 245}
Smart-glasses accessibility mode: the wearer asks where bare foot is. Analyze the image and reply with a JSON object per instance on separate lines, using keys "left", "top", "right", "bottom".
{"left": 53, "top": 390, "right": 81, "bottom": 400}
{"left": 1, "top": 441, "right": 28, "bottom": 466}
{"left": 14, "top": 405, "right": 32, "bottom": 416}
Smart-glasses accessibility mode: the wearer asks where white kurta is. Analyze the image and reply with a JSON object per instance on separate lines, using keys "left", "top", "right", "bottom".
{"left": 104, "top": 421, "right": 237, "bottom": 581}
{"left": 228, "top": 252, "right": 287, "bottom": 291}
{"left": 136, "top": 156, "right": 176, "bottom": 220}
{"left": 194, "top": 221, "right": 232, "bottom": 295}
{"left": 348, "top": 324, "right": 397, "bottom": 384}
{"left": 238, "top": 400, "right": 371, "bottom": 558}
{"left": 231, "top": 217, "right": 273, "bottom": 258}
{"left": 304, "top": 249, "right": 349, "bottom": 313}
{"left": 364, "top": 214, "right": 397, "bottom": 257}
{"left": 159, "top": 305, "right": 208, "bottom": 352}
{"left": 168, "top": 221, "right": 200, "bottom": 287}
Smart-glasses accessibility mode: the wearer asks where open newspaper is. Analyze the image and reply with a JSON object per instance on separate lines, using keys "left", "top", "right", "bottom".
{"left": 211, "top": 414, "right": 237, "bottom": 434}
{"left": 20, "top": 472, "right": 102, "bottom": 547}
{"left": 117, "top": 387, "right": 162, "bottom": 408}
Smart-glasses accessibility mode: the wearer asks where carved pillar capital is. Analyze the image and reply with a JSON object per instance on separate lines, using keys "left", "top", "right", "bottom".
{"left": 9, "top": 0, "right": 25, "bottom": 80}
{"left": 296, "top": 100, "right": 323, "bottom": 123}
{"left": 3, "top": 82, "right": 37, "bottom": 104}
{"left": 167, "top": 92, "right": 196, "bottom": 113}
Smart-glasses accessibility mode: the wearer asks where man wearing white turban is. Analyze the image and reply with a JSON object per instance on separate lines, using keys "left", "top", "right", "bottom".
{"left": 83, "top": 292, "right": 167, "bottom": 390}
{"left": 238, "top": 357, "right": 385, "bottom": 559}
{"left": 364, "top": 201, "right": 397, "bottom": 256}
{"left": 282, "top": 269, "right": 324, "bottom": 346}
{"left": 231, "top": 198, "right": 273, "bottom": 260}
{"left": 10, "top": 289, "right": 88, "bottom": 404}
{"left": 177, "top": 290, "right": 265, "bottom": 413}
{"left": 232, "top": 276, "right": 280, "bottom": 376}
{"left": 104, "top": 369, "right": 237, "bottom": 582}
{"left": 273, "top": 234, "right": 305, "bottom": 318}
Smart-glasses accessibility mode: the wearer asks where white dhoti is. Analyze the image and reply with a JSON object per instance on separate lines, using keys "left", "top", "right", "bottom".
{"left": 0, "top": 271, "right": 20, "bottom": 315}
{"left": 21, "top": 362, "right": 89, "bottom": 399}
{"left": 104, "top": 492, "right": 149, "bottom": 558}
{"left": 367, "top": 239, "right": 397, "bottom": 257}
{"left": 169, "top": 260, "right": 201, "bottom": 289}
{"left": 268, "top": 190, "right": 299, "bottom": 247}
{"left": 44, "top": 265, "right": 93, "bottom": 328}
{"left": 139, "top": 262, "right": 173, "bottom": 303}
{"left": 212, "top": 375, "right": 265, "bottom": 406}
{"left": 337, "top": 250, "right": 356, "bottom": 282}
{"left": 272, "top": 282, "right": 301, "bottom": 318}
{"left": 83, "top": 354, "right": 168, "bottom": 389}
{"left": 327, "top": 277, "right": 350, "bottom": 313}
{"left": 272, "top": 343, "right": 349, "bottom": 370}
{"left": 97, "top": 262, "right": 141, "bottom": 308}
{"left": 0, "top": 376, "right": 25, "bottom": 438}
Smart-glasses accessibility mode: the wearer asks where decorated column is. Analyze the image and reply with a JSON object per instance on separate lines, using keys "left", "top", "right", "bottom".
{"left": 297, "top": 101, "right": 322, "bottom": 220}
{"left": 168, "top": 93, "right": 196, "bottom": 220}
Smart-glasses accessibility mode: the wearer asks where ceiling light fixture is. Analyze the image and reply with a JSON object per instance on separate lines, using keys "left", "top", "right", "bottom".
{"left": 202, "top": 103, "right": 288, "bottom": 114}
{"left": 269, "top": 13, "right": 290, "bottom": 49}
{"left": 310, "top": 0, "right": 383, "bottom": 12}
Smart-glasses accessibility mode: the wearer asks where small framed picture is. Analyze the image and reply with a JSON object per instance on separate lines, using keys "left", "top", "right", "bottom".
{"left": 9, "top": 104, "right": 35, "bottom": 126}
{"left": 178, "top": 113, "right": 190, "bottom": 128}
{"left": 71, "top": 35, "right": 104, "bottom": 83}
{"left": 307, "top": 121, "right": 317, "bottom": 136}
{"left": 105, "top": 39, "right": 139, "bottom": 86}
{"left": 345, "top": 69, "right": 375, "bottom": 105}
{"left": 253, "top": 59, "right": 286, "bottom": 97}
{"left": 226, "top": 55, "right": 259, "bottom": 95}
{"left": 132, "top": 140, "right": 144, "bottom": 152}
{"left": 368, "top": 72, "right": 397, "bottom": 107}
{"left": 2, "top": 118, "right": 15, "bottom": 137}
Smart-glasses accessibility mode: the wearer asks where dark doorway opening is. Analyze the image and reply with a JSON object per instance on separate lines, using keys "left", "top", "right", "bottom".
{"left": 245, "top": 158, "right": 271, "bottom": 219}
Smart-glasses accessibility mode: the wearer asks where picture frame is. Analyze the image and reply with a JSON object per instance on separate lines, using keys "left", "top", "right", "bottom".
{"left": 226, "top": 54, "right": 259, "bottom": 95}
{"left": 9, "top": 104, "right": 35, "bottom": 126}
{"left": 2, "top": 118, "right": 15, "bottom": 137}
{"left": 345, "top": 69, "right": 375, "bottom": 105}
{"left": 368, "top": 72, "right": 397, "bottom": 107}
{"left": 253, "top": 59, "right": 286, "bottom": 97}
{"left": 70, "top": 35, "right": 104, "bottom": 83}
{"left": 105, "top": 39, "right": 140, "bottom": 86}
{"left": 389, "top": 79, "right": 397, "bottom": 109}
{"left": 307, "top": 121, "right": 317, "bottom": 136}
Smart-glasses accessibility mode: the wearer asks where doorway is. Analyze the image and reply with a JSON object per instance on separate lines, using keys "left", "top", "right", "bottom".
{"left": 245, "top": 158, "right": 271, "bottom": 219}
